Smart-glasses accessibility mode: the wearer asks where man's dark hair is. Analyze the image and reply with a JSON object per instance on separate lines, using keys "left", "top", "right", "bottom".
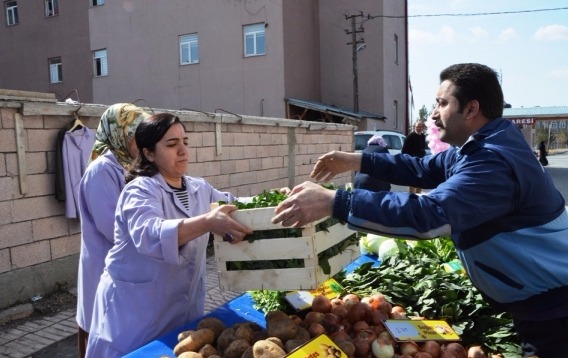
{"left": 440, "top": 63, "right": 504, "bottom": 119}
{"left": 125, "top": 113, "right": 185, "bottom": 182}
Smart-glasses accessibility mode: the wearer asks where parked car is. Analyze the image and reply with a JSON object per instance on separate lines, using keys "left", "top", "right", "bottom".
{"left": 354, "top": 130, "right": 406, "bottom": 154}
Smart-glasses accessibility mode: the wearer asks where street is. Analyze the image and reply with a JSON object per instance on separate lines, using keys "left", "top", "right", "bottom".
{"left": 545, "top": 151, "right": 568, "bottom": 200}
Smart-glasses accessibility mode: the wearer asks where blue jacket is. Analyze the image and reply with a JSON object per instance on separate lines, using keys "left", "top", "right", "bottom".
{"left": 334, "top": 118, "right": 568, "bottom": 320}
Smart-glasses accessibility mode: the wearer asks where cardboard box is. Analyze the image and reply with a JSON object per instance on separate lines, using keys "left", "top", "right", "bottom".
{"left": 214, "top": 207, "right": 359, "bottom": 291}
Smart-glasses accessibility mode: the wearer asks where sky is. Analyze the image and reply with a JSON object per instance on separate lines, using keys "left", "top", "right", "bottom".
{"left": 408, "top": 0, "right": 568, "bottom": 120}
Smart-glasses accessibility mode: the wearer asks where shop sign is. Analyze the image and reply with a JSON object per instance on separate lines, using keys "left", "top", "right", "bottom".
{"left": 509, "top": 118, "right": 535, "bottom": 125}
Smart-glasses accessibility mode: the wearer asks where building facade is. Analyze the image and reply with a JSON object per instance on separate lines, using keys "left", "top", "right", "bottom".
{"left": 0, "top": 0, "right": 408, "bottom": 132}
{"left": 503, "top": 106, "right": 568, "bottom": 150}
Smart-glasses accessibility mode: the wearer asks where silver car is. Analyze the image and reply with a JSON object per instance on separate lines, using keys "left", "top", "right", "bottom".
{"left": 354, "top": 130, "right": 406, "bottom": 154}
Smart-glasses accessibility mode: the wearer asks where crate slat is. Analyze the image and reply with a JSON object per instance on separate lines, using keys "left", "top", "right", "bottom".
{"left": 213, "top": 236, "right": 316, "bottom": 262}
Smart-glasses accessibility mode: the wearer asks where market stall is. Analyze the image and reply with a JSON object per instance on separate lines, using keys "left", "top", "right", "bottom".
{"left": 123, "top": 255, "right": 380, "bottom": 357}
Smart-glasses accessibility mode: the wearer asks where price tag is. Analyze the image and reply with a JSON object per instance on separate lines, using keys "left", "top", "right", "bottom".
{"left": 284, "top": 279, "right": 343, "bottom": 311}
{"left": 384, "top": 320, "right": 461, "bottom": 342}
{"left": 285, "top": 334, "right": 346, "bottom": 358}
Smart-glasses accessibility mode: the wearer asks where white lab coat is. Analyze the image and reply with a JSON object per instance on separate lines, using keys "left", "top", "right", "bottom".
{"left": 86, "top": 174, "right": 237, "bottom": 358}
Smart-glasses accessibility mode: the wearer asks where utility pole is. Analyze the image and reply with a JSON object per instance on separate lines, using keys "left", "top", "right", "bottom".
{"left": 346, "top": 13, "right": 365, "bottom": 113}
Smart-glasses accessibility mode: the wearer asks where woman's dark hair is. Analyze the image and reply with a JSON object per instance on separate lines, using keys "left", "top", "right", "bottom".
{"left": 125, "top": 113, "right": 184, "bottom": 183}
{"left": 440, "top": 63, "right": 504, "bottom": 120}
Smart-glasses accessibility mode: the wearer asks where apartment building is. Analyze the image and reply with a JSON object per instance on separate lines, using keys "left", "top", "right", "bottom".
{"left": 0, "top": 0, "right": 408, "bottom": 131}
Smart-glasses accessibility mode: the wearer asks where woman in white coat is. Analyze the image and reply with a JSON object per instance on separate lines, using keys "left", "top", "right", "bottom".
{"left": 85, "top": 113, "right": 252, "bottom": 357}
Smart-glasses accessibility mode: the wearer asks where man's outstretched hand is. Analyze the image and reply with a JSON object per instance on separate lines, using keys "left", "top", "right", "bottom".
{"left": 271, "top": 182, "right": 336, "bottom": 227}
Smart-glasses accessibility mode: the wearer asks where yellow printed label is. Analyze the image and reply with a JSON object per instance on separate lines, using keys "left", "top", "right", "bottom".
{"left": 384, "top": 320, "right": 461, "bottom": 342}
{"left": 286, "top": 334, "right": 347, "bottom": 358}
{"left": 285, "top": 279, "right": 343, "bottom": 311}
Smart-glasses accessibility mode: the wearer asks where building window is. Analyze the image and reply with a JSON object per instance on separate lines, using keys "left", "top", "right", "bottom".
{"left": 91, "top": 0, "right": 104, "bottom": 6}
{"left": 244, "top": 23, "right": 266, "bottom": 57}
{"left": 180, "top": 33, "right": 199, "bottom": 65}
{"left": 93, "top": 49, "right": 108, "bottom": 77}
{"left": 394, "top": 34, "right": 399, "bottom": 65}
{"left": 45, "top": 0, "right": 58, "bottom": 17}
{"left": 5, "top": 1, "right": 18, "bottom": 26}
{"left": 49, "top": 58, "right": 62, "bottom": 83}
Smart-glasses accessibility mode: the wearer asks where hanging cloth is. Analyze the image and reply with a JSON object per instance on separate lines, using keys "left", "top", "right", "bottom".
{"left": 61, "top": 123, "right": 95, "bottom": 218}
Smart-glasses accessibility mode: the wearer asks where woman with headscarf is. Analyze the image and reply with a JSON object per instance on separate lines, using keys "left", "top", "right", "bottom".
{"left": 353, "top": 134, "right": 391, "bottom": 192}
{"left": 85, "top": 113, "right": 253, "bottom": 357}
{"left": 75, "top": 103, "right": 150, "bottom": 357}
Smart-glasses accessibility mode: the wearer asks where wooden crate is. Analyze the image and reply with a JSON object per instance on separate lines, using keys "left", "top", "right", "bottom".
{"left": 214, "top": 207, "right": 359, "bottom": 291}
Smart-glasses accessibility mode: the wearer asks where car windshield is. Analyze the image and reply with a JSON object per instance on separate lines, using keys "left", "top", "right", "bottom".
{"left": 354, "top": 134, "right": 373, "bottom": 151}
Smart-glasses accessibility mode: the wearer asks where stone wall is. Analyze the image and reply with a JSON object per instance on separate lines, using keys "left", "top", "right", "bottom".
{"left": 0, "top": 90, "right": 354, "bottom": 309}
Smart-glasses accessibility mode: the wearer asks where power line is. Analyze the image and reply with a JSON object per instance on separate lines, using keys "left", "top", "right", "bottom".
{"left": 370, "top": 6, "right": 568, "bottom": 19}
{"left": 411, "top": 6, "right": 568, "bottom": 18}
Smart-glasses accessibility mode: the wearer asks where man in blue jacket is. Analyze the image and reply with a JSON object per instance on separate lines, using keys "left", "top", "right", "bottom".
{"left": 272, "top": 63, "right": 568, "bottom": 358}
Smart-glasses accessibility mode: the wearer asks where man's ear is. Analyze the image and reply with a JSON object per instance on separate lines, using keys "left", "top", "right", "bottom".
{"left": 465, "top": 100, "right": 480, "bottom": 119}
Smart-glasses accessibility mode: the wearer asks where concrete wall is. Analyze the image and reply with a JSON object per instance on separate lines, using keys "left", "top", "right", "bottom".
{"left": 0, "top": 90, "right": 354, "bottom": 309}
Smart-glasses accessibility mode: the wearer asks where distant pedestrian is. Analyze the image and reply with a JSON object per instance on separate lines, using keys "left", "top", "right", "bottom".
{"left": 401, "top": 121, "right": 427, "bottom": 193}
{"left": 353, "top": 135, "right": 391, "bottom": 192}
{"left": 539, "top": 141, "right": 549, "bottom": 166}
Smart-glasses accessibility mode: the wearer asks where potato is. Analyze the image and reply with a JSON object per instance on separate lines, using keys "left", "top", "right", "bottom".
{"left": 178, "top": 330, "right": 195, "bottom": 342}
{"left": 253, "top": 330, "right": 269, "bottom": 343}
{"left": 253, "top": 339, "right": 287, "bottom": 358}
{"left": 266, "top": 317, "right": 298, "bottom": 343}
{"left": 291, "top": 326, "right": 310, "bottom": 343}
{"left": 223, "top": 338, "right": 251, "bottom": 358}
{"left": 179, "top": 352, "right": 204, "bottom": 358}
{"left": 174, "top": 328, "right": 216, "bottom": 356}
{"left": 284, "top": 339, "right": 304, "bottom": 353}
{"left": 217, "top": 327, "right": 236, "bottom": 353}
{"left": 265, "top": 310, "right": 289, "bottom": 323}
{"left": 265, "top": 337, "right": 284, "bottom": 350}
{"left": 199, "top": 343, "right": 218, "bottom": 358}
{"left": 242, "top": 346, "right": 254, "bottom": 358}
{"left": 233, "top": 323, "right": 255, "bottom": 344}
{"left": 197, "top": 317, "right": 226, "bottom": 341}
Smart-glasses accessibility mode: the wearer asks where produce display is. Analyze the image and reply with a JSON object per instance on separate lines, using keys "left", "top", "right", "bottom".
{"left": 249, "top": 238, "right": 521, "bottom": 357}
{"left": 173, "top": 295, "right": 496, "bottom": 358}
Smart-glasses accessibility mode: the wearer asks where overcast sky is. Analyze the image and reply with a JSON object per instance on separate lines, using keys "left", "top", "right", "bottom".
{"left": 408, "top": 0, "right": 568, "bottom": 120}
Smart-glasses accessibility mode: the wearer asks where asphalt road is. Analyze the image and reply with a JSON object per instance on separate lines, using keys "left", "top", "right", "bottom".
{"left": 545, "top": 151, "right": 568, "bottom": 200}
{"left": 30, "top": 152, "right": 568, "bottom": 358}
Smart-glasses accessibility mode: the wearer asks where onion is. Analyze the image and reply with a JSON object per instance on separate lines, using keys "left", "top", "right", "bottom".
{"left": 352, "top": 320, "right": 370, "bottom": 334}
{"left": 390, "top": 305, "right": 407, "bottom": 319}
{"left": 311, "top": 295, "right": 332, "bottom": 313}
{"left": 371, "top": 337, "right": 394, "bottom": 358}
{"left": 467, "top": 346, "right": 486, "bottom": 358}
{"left": 415, "top": 353, "right": 434, "bottom": 358}
{"left": 441, "top": 343, "right": 467, "bottom": 358}
{"left": 352, "top": 337, "right": 371, "bottom": 356}
{"left": 308, "top": 323, "right": 326, "bottom": 338}
{"left": 330, "top": 305, "right": 349, "bottom": 320}
{"left": 369, "top": 309, "right": 389, "bottom": 325}
{"left": 422, "top": 340, "right": 441, "bottom": 358}
{"left": 400, "top": 341, "right": 420, "bottom": 356}
{"left": 347, "top": 302, "right": 371, "bottom": 324}
{"left": 342, "top": 293, "right": 361, "bottom": 309}
{"left": 357, "top": 329, "right": 378, "bottom": 345}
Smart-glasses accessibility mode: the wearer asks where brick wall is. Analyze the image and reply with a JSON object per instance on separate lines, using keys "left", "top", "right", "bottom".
{"left": 0, "top": 91, "right": 354, "bottom": 308}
